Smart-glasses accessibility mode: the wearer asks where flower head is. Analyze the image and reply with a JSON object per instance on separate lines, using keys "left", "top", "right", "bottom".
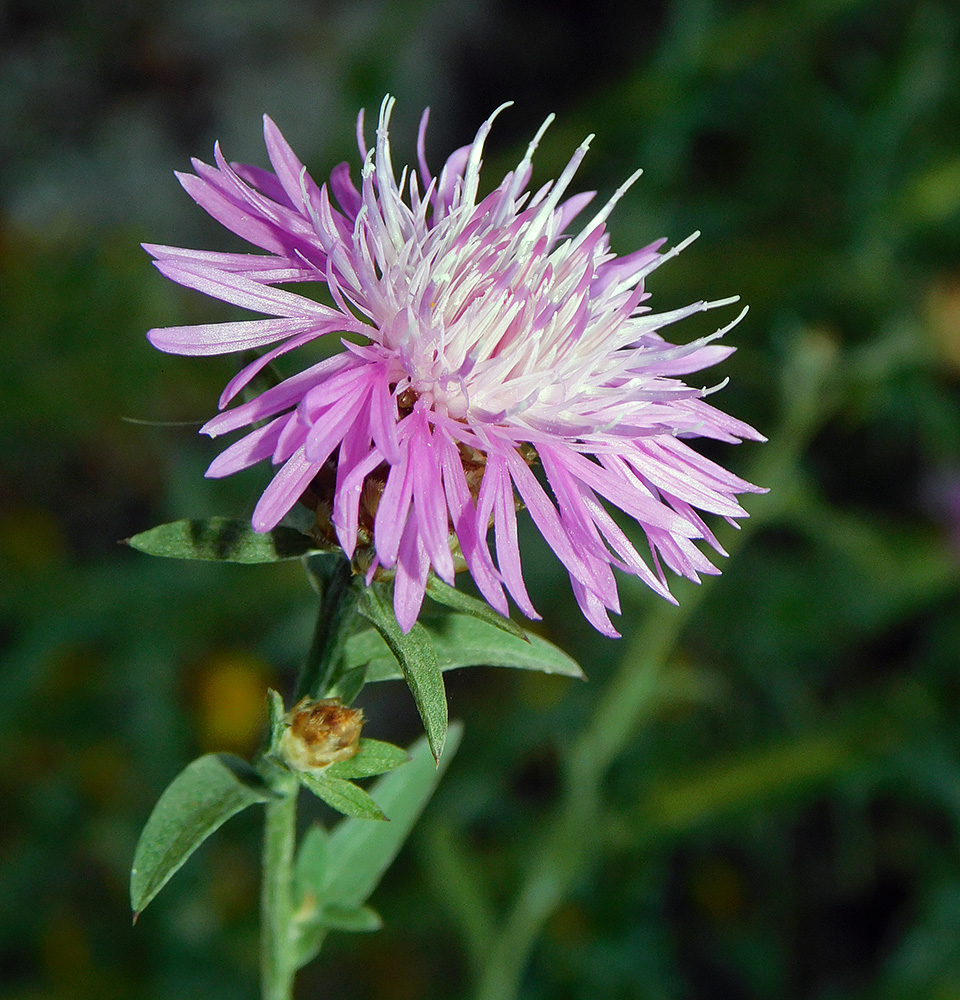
{"left": 147, "top": 96, "right": 765, "bottom": 635}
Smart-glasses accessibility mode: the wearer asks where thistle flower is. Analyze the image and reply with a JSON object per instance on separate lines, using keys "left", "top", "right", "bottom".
{"left": 146, "top": 96, "right": 764, "bottom": 635}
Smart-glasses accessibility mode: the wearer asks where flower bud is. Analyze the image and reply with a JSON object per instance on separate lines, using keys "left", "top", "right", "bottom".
{"left": 279, "top": 697, "right": 364, "bottom": 772}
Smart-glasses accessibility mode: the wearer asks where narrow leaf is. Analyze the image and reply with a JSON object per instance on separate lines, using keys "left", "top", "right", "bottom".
{"left": 126, "top": 517, "right": 327, "bottom": 563}
{"left": 425, "top": 576, "right": 527, "bottom": 640}
{"left": 294, "top": 823, "right": 330, "bottom": 899}
{"left": 289, "top": 725, "right": 463, "bottom": 970}
{"left": 357, "top": 585, "right": 448, "bottom": 762}
{"left": 266, "top": 688, "right": 286, "bottom": 750}
{"left": 327, "top": 663, "right": 367, "bottom": 705}
{"left": 291, "top": 824, "right": 330, "bottom": 969}
{"left": 291, "top": 900, "right": 381, "bottom": 969}
{"left": 291, "top": 911, "right": 327, "bottom": 970}
{"left": 345, "top": 612, "right": 584, "bottom": 682}
{"left": 324, "top": 739, "right": 410, "bottom": 780}
{"left": 316, "top": 903, "right": 383, "bottom": 933}
{"left": 297, "top": 772, "right": 388, "bottom": 821}
{"left": 297, "top": 557, "right": 359, "bottom": 701}
{"left": 131, "top": 754, "right": 276, "bottom": 916}
{"left": 320, "top": 722, "right": 463, "bottom": 909}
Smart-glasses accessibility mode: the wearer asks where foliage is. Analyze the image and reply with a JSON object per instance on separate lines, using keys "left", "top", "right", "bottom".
{"left": 2, "top": 0, "right": 960, "bottom": 998}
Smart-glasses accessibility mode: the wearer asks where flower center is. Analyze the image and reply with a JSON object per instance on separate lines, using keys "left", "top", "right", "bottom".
{"left": 381, "top": 309, "right": 473, "bottom": 419}
{"left": 411, "top": 373, "right": 470, "bottom": 419}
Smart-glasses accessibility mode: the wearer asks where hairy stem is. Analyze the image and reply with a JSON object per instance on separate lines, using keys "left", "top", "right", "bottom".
{"left": 261, "top": 776, "right": 299, "bottom": 1000}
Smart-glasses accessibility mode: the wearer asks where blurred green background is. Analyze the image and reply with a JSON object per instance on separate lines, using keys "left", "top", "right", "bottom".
{"left": 2, "top": 0, "right": 960, "bottom": 997}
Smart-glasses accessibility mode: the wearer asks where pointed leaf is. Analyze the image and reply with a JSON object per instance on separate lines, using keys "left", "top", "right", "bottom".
{"left": 291, "top": 919, "right": 327, "bottom": 970}
{"left": 294, "top": 823, "right": 330, "bottom": 900}
{"left": 345, "top": 612, "right": 584, "bottom": 682}
{"left": 324, "top": 739, "right": 410, "bottom": 780}
{"left": 327, "top": 663, "right": 367, "bottom": 705}
{"left": 297, "top": 772, "right": 388, "bottom": 821}
{"left": 357, "top": 585, "right": 448, "bottom": 761}
{"left": 131, "top": 754, "right": 277, "bottom": 916}
{"left": 266, "top": 688, "right": 286, "bottom": 749}
{"left": 297, "top": 557, "right": 359, "bottom": 701}
{"left": 425, "top": 576, "right": 527, "bottom": 640}
{"left": 289, "top": 726, "right": 463, "bottom": 970}
{"left": 290, "top": 896, "right": 328, "bottom": 970}
{"left": 316, "top": 903, "right": 383, "bottom": 933}
{"left": 320, "top": 722, "right": 463, "bottom": 909}
{"left": 291, "top": 824, "right": 331, "bottom": 969}
{"left": 126, "top": 517, "right": 327, "bottom": 563}
{"left": 291, "top": 900, "right": 381, "bottom": 969}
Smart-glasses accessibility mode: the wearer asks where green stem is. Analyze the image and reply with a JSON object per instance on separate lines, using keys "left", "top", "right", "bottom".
{"left": 261, "top": 776, "right": 299, "bottom": 1000}
{"left": 297, "top": 556, "right": 358, "bottom": 701}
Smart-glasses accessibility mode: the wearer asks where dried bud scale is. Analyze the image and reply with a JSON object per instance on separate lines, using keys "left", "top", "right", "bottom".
{"left": 279, "top": 697, "right": 364, "bottom": 772}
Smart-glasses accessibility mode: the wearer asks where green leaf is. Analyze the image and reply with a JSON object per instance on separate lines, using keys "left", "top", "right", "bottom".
{"left": 324, "top": 739, "right": 410, "bottom": 780}
{"left": 266, "top": 688, "right": 286, "bottom": 750}
{"left": 320, "top": 722, "right": 463, "bottom": 909}
{"left": 291, "top": 824, "right": 331, "bottom": 968}
{"left": 357, "top": 585, "right": 448, "bottom": 762}
{"left": 130, "top": 754, "right": 277, "bottom": 917}
{"left": 346, "top": 612, "right": 584, "bottom": 683}
{"left": 125, "top": 517, "right": 327, "bottom": 563}
{"left": 290, "top": 725, "right": 462, "bottom": 970}
{"left": 327, "top": 663, "right": 367, "bottom": 705}
{"left": 297, "top": 772, "right": 388, "bottom": 821}
{"left": 315, "top": 903, "right": 383, "bottom": 933}
{"left": 291, "top": 899, "right": 381, "bottom": 969}
{"left": 297, "top": 557, "right": 360, "bottom": 701}
{"left": 425, "top": 576, "right": 528, "bottom": 640}
{"left": 291, "top": 915, "right": 327, "bottom": 970}
{"left": 294, "top": 823, "right": 330, "bottom": 901}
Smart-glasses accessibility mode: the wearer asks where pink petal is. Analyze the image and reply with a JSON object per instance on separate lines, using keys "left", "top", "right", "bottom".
{"left": 410, "top": 417, "right": 455, "bottom": 584}
{"left": 143, "top": 243, "right": 314, "bottom": 282}
{"left": 262, "top": 115, "right": 324, "bottom": 215}
{"left": 148, "top": 317, "right": 318, "bottom": 357}
{"left": 252, "top": 448, "right": 320, "bottom": 532}
{"left": 373, "top": 428, "right": 415, "bottom": 568}
{"left": 503, "top": 449, "right": 592, "bottom": 586}
{"left": 329, "top": 161, "right": 362, "bottom": 218}
{"left": 393, "top": 509, "right": 430, "bottom": 633}
{"left": 368, "top": 376, "right": 401, "bottom": 465}
{"left": 229, "top": 163, "right": 296, "bottom": 209}
{"left": 202, "top": 354, "right": 354, "bottom": 437}
{"left": 206, "top": 414, "right": 289, "bottom": 478}
{"left": 153, "top": 260, "right": 341, "bottom": 320}
{"left": 570, "top": 578, "right": 620, "bottom": 638}
{"left": 303, "top": 381, "right": 373, "bottom": 466}
{"left": 332, "top": 444, "right": 384, "bottom": 559}
{"left": 481, "top": 451, "right": 538, "bottom": 619}
{"left": 272, "top": 410, "right": 308, "bottom": 464}
{"left": 438, "top": 433, "right": 508, "bottom": 616}
{"left": 176, "top": 170, "right": 303, "bottom": 258}
{"left": 218, "top": 327, "right": 333, "bottom": 408}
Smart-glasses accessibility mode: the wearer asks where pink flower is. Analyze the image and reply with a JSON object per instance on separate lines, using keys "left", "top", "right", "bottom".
{"left": 147, "top": 96, "right": 765, "bottom": 635}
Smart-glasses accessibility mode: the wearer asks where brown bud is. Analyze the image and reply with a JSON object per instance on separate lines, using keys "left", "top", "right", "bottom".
{"left": 279, "top": 697, "right": 364, "bottom": 772}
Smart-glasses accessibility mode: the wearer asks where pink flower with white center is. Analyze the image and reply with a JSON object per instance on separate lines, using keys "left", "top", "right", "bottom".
{"left": 146, "top": 96, "right": 765, "bottom": 635}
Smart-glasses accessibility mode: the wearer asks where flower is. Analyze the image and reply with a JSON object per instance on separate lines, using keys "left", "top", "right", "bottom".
{"left": 146, "top": 96, "right": 764, "bottom": 635}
